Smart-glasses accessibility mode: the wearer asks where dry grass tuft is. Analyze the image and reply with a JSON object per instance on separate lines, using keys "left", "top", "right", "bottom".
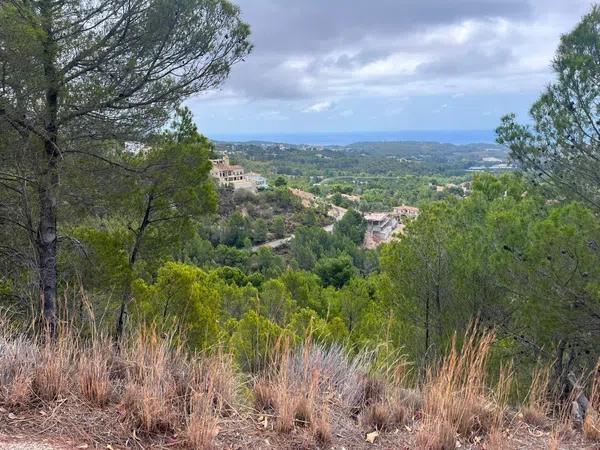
{"left": 520, "top": 365, "right": 551, "bottom": 429}
{"left": 583, "top": 410, "right": 600, "bottom": 441}
{"left": 584, "top": 361, "right": 600, "bottom": 442}
{"left": 487, "top": 429, "right": 509, "bottom": 450}
{"left": 547, "top": 432, "right": 560, "bottom": 450}
{"left": 274, "top": 395, "right": 295, "bottom": 433}
{"left": 360, "top": 400, "right": 408, "bottom": 430}
{"left": 361, "top": 402, "right": 391, "bottom": 430}
{"left": 0, "top": 335, "right": 37, "bottom": 406}
{"left": 202, "top": 352, "right": 239, "bottom": 416}
{"left": 416, "top": 418, "right": 456, "bottom": 450}
{"left": 33, "top": 335, "right": 73, "bottom": 401}
{"left": 521, "top": 405, "right": 548, "bottom": 429}
{"left": 253, "top": 377, "right": 275, "bottom": 411}
{"left": 77, "top": 340, "right": 111, "bottom": 406}
{"left": 294, "top": 396, "right": 314, "bottom": 426}
{"left": 186, "top": 390, "right": 219, "bottom": 450}
{"left": 416, "top": 325, "right": 510, "bottom": 448}
{"left": 123, "top": 330, "right": 178, "bottom": 433}
{"left": 313, "top": 405, "right": 332, "bottom": 446}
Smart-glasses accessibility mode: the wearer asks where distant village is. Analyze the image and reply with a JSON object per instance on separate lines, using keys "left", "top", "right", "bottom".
{"left": 208, "top": 152, "right": 422, "bottom": 250}
{"left": 288, "top": 188, "right": 420, "bottom": 250}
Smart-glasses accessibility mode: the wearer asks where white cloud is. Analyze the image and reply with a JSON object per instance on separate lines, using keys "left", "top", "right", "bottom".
{"left": 303, "top": 101, "right": 334, "bottom": 113}
{"left": 188, "top": 0, "right": 595, "bottom": 134}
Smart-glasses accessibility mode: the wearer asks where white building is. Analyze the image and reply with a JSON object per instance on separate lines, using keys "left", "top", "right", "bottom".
{"left": 209, "top": 153, "right": 266, "bottom": 192}
{"left": 364, "top": 212, "right": 398, "bottom": 242}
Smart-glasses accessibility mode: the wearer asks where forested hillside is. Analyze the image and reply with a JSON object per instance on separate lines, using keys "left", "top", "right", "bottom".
{"left": 0, "top": 1, "right": 599, "bottom": 450}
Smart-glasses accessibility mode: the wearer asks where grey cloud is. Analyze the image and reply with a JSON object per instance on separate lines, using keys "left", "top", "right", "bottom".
{"left": 237, "top": 0, "right": 533, "bottom": 55}
{"left": 416, "top": 48, "right": 514, "bottom": 77}
{"left": 213, "top": 0, "right": 592, "bottom": 103}
{"left": 225, "top": 58, "right": 310, "bottom": 100}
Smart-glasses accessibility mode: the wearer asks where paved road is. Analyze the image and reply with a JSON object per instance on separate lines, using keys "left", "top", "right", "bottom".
{"left": 251, "top": 188, "right": 346, "bottom": 252}
{"left": 252, "top": 222, "right": 337, "bottom": 252}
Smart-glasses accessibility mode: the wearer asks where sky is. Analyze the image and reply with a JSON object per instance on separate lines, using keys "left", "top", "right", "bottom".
{"left": 187, "top": 0, "right": 594, "bottom": 138}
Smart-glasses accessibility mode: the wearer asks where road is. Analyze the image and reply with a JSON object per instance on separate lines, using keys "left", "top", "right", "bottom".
{"left": 252, "top": 189, "right": 344, "bottom": 251}
{"left": 315, "top": 175, "right": 405, "bottom": 185}
{"left": 251, "top": 222, "right": 336, "bottom": 252}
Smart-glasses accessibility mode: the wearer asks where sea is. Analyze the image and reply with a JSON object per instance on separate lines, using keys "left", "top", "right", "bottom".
{"left": 208, "top": 130, "right": 497, "bottom": 146}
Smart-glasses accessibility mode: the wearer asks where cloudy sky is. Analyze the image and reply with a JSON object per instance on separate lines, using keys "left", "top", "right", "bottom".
{"left": 188, "top": 0, "right": 593, "bottom": 138}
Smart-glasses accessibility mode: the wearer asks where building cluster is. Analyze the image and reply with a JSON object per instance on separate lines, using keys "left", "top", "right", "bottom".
{"left": 363, "top": 205, "right": 420, "bottom": 249}
{"left": 433, "top": 181, "right": 472, "bottom": 194}
{"left": 209, "top": 153, "right": 268, "bottom": 192}
{"left": 289, "top": 187, "right": 420, "bottom": 249}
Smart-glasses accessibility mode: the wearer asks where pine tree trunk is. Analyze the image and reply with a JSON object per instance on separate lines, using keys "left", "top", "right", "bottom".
{"left": 38, "top": 0, "right": 59, "bottom": 337}
{"left": 37, "top": 156, "right": 58, "bottom": 336}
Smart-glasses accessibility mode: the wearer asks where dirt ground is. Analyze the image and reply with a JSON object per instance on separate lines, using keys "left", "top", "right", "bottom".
{"left": 0, "top": 400, "right": 598, "bottom": 450}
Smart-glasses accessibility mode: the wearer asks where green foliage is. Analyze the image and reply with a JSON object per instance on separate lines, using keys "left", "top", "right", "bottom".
{"left": 229, "top": 310, "right": 288, "bottom": 372}
{"left": 315, "top": 254, "right": 357, "bottom": 289}
{"left": 220, "top": 283, "right": 259, "bottom": 320}
{"left": 287, "top": 308, "right": 331, "bottom": 343}
{"left": 273, "top": 176, "right": 288, "bottom": 187}
{"left": 338, "top": 277, "right": 371, "bottom": 331}
{"left": 133, "top": 262, "right": 222, "bottom": 349}
{"left": 381, "top": 173, "right": 600, "bottom": 377}
{"left": 271, "top": 216, "right": 286, "bottom": 238}
{"left": 248, "top": 247, "right": 285, "bottom": 278}
{"left": 221, "top": 212, "right": 252, "bottom": 248}
{"left": 73, "top": 223, "right": 133, "bottom": 291}
{"left": 258, "top": 279, "right": 295, "bottom": 325}
{"left": 497, "top": 5, "right": 600, "bottom": 213}
{"left": 279, "top": 270, "right": 324, "bottom": 312}
{"left": 334, "top": 210, "right": 367, "bottom": 245}
{"left": 252, "top": 218, "right": 268, "bottom": 243}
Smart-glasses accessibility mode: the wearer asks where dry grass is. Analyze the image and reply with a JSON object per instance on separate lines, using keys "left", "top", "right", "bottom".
{"left": 360, "top": 400, "right": 409, "bottom": 430}
{"left": 253, "top": 377, "right": 275, "bottom": 411}
{"left": 0, "top": 325, "right": 241, "bottom": 441}
{"left": 122, "top": 331, "right": 179, "bottom": 433}
{"left": 487, "top": 429, "right": 509, "bottom": 450}
{"left": 520, "top": 365, "right": 551, "bottom": 429}
{"left": 313, "top": 404, "right": 332, "bottom": 445}
{"left": 416, "top": 418, "right": 456, "bottom": 450}
{"left": 33, "top": 336, "right": 73, "bottom": 401}
{"left": 0, "top": 335, "right": 36, "bottom": 406}
{"left": 548, "top": 431, "right": 561, "bottom": 450}
{"left": 186, "top": 390, "right": 219, "bottom": 450}
{"left": 0, "top": 318, "right": 593, "bottom": 450}
{"left": 77, "top": 340, "right": 111, "bottom": 406}
{"left": 583, "top": 410, "right": 600, "bottom": 441}
{"left": 583, "top": 361, "right": 600, "bottom": 442}
{"left": 416, "top": 326, "right": 511, "bottom": 448}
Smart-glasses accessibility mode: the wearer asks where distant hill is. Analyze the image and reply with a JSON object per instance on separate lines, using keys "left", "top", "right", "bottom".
{"left": 343, "top": 140, "right": 507, "bottom": 159}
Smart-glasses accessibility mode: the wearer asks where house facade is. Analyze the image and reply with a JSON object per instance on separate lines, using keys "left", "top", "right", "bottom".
{"left": 209, "top": 153, "right": 266, "bottom": 192}
{"left": 364, "top": 212, "right": 398, "bottom": 242}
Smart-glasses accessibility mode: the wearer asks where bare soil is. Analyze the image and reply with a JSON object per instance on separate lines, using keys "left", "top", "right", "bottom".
{"left": 0, "top": 403, "right": 598, "bottom": 450}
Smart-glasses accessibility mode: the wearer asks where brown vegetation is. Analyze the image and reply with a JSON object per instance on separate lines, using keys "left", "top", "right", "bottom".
{"left": 0, "top": 323, "right": 597, "bottom": 449}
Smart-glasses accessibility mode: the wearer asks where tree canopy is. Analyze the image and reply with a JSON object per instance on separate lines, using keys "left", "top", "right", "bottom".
{"left": 497, "top": 6, "right": 600, "bottom": 213}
